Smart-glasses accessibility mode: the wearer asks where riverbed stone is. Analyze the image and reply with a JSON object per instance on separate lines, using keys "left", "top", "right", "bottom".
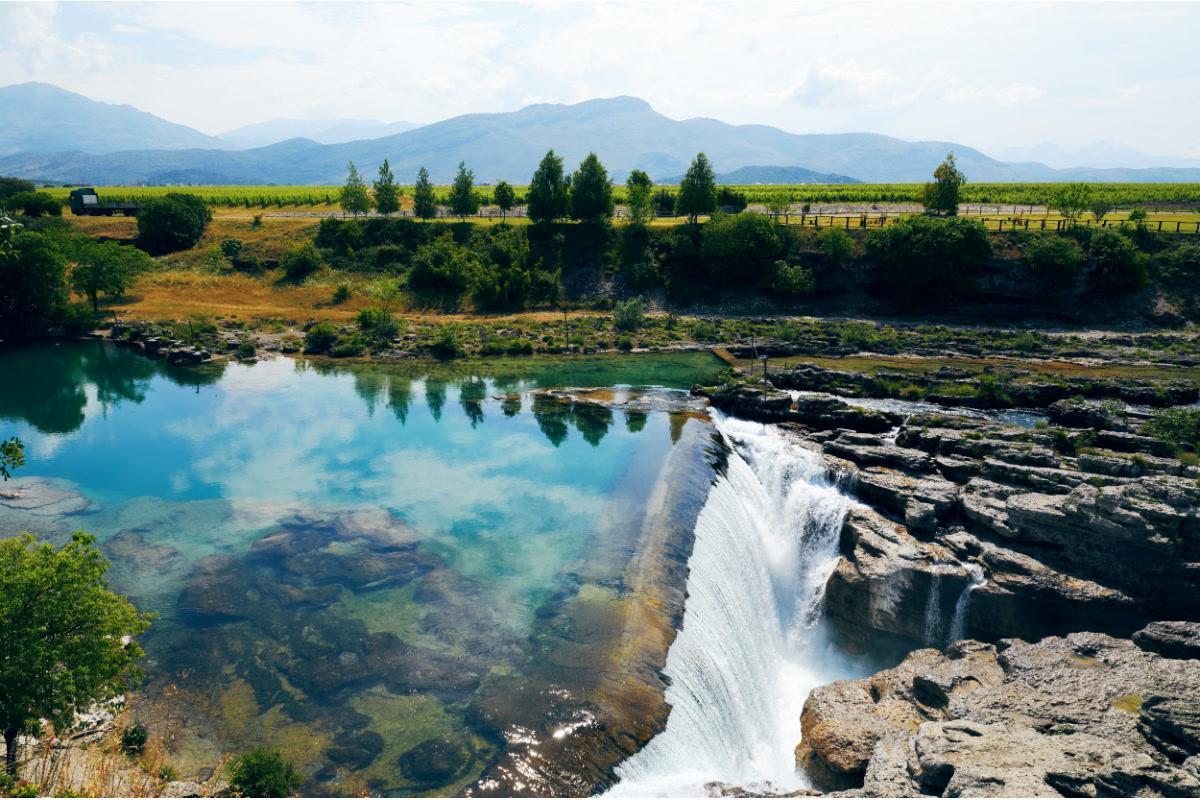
{"left": 798, "top": 632, "right": 1200, "bottom": 796}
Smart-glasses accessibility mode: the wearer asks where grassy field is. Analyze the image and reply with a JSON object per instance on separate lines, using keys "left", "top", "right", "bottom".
{"left": 43, "top": 182, "right": 1200, "bottom": 210}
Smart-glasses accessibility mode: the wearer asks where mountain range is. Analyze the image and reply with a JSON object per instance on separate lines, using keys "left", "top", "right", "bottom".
{"left": 217, "top": 118, "right": 422, "bottom": 149}
{"left": 2, "top": 82, "right": 1199, "bottom": 186}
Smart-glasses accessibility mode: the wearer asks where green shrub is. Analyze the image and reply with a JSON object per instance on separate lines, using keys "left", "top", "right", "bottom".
{"left": 329, "top": 333, "right": 365, "bottom": 357}
{"left": 1024, "top": 234, "right": 1084, "bottom": 292}
{"left": 157, "top": 765, "right": 178, "bottom": 782}
{"left": 865, "top": 215, "right": 991, "bottom": 304}
{"left": 431, "top": 324, "right": 464, "bottom": 358}
{"left": 1155, "top": 243, "right": 1200, "bottom": 284}
{"left": 136, "top": 194, "right": 212, "bottom": 254}
{"left": 617, "top": 335, "right": 634, "bottom": 351}
{"left": 303, "top": 321, "right": 339, "bottom": 353}
{"left": 219, "top": 239, "right": 245, "bottom": 260}
{"left": 1088, "top": 229, "right": 1147, "bottom": 294}
{"left": 120, "top": 723, "right": 148, "bottom": 756}
{"left": 331, "top": 284, "right": 352, "bottom": 304}
{"left": 1144, "top": 407, "right": 1200, "bottom": 452}
{"left": 227, "top": 748, "right": 302, "bottom": 798}
{"left": 769, "top": 260, "right": 815, "bottom": 297}
{"left": 4, "top": 190, "right": 61, "bottom": 218}
{"left": 612, "top": 298, "right": 646, "bottom": 332}
{"left": 281, "top": 243, "right": 323, "bottom": 282}
{"left": 701, "top": 212, "right": 782, "bottom": 285}
{"left": 234, "top": 341, "right": 256, "bottom": 359}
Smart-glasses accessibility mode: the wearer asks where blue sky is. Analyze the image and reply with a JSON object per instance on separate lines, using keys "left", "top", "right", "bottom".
{"left": 2, "top": 1, "right": 1198, "bottom": 163}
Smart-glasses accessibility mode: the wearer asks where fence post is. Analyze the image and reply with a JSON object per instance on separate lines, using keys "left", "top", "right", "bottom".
{"left": 1157, "top": 221, "right": 1163, "bottom": 232}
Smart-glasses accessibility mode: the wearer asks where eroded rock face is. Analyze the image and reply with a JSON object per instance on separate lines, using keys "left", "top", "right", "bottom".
{"left": 811, "top": 412, "right": 1200, "bottom": 648}
{"left": 798, "top": 633, "right": 1200, "bottom": 797}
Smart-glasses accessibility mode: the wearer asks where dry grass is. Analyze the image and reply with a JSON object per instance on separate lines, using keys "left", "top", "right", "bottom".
{"left": 17, "top": 698, "right": 228, "bottom": 797}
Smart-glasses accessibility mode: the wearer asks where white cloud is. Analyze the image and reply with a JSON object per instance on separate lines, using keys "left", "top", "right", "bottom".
{"left": 0, "top": 1, "right": 1197, "bottom": 157}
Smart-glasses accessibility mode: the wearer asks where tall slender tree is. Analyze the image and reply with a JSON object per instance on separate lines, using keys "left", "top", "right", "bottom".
{"left": 569, "top": 153, "right": 614, "bottom": 224}
{"left": 413, "top": 167, "right": 438, "bottom": 220}
{"left": 493, "top": 180, "right": 516, "bottom": 221}
{"left": 373, "top": 159, "right": 399, "bottom": 216}
{"left": 625, "top": 170, "right": 654, "bottom": 225}
{"left": 341, "top": 161, "right": 371, "bottom": 217}
{"left": 922, "top": 152, "right": 965, "bottom": 216}
{"left": 675, "top": 153, "right": 717, "bottom": 222}
{"left": 527, "top": 150, "right": 568, "bottom": 225}
{"left": 448, "top": 162, "right": 479, "bottom": 220}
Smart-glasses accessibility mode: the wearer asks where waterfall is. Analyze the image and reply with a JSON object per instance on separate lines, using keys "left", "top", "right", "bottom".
{"left": 923, "top": 570, "right": 943, "bottom": 646}
{"left": 948, "top": 563, "right": 987, "bottom": 643}
{"left": 608, "top": 415, "right": 854, "bottom": 797}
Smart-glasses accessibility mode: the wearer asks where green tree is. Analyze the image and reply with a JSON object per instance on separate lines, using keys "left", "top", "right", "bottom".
{"left": 1051, "top": 183, "right": 1094, "bottom": 223}
{"left": 493, "top": 180, "right": 516, "bottom": 221}
{"left": 1090, "top": 199, "right": 1114, "bottom": 224}
{"left": 625, "top": 170, "right": 654, "bottom": 226}
{"left": 340, "top": 162, "right": 371, "bottom": 217}
{"left": 675, "top": 153, "right": 717, "bottom": 222}
{"left": 409, "top": 232, "right": 483, "bottom": 306}
{"left": 412, "top": 167, "right": 438, "bottom": 220}
{"left": 136, "top": 194, "right": 212, "bottom": 255}
{"left": 1, "top": 532, "right": 153, "bottom": 775}
{"left": 69, "top": 240, "right": 153, "bottom": 313}
{"left": 448, "top": 162, "right": 479, "bottom": 220}
{"left": 569, "top": 153, "right": 613, "bottom": 224}
{"left": 0, "top": 231, "right": 67, "bottom": 339}
{"left": 227, "top": 748, "right": 303, "bottom": 797}
{"left": 612, "top": 298, "right": 646, "bottom": 332}
{"left": 0, "top": 437, "right": 23, "bottom": 481}
{"left": 527, "top": 150, "right": 568, "bottom": 225}
{"left": 922, "top": 153, "right": 965, "bottom": 216}
{"left": 372, "top": 159, "right": 400, "bottom": 217}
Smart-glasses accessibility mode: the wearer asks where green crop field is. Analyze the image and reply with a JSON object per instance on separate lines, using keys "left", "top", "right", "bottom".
{"left": 44, "top": 182, "right": 1200, "bottom": 210}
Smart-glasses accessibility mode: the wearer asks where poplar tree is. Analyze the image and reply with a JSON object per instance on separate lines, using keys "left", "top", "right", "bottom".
{"left": 527, "top": 150, "right": 568, "bottom": 225}
{"left": 625, "top": 169, "right": 654, "bottom": 225}
{"left": 675, "top": 152, "right": 717, "bottom": 222}
{"left": 373, "top": 158, "right": 399, "bottom": 216}
{"left": 569, "top": 153, "right": 614, "bottom": 224}
{"left": 413, "top": 167, "right": 437, "bottom": 220}
{"left": 493, "top": 181, "right": 516, "bottom": 221}
{"left": 341, "top": 161, "right": 371, "bottom": 217}
{"left": 448, "top": 162, "right": 479, "bottom": 220}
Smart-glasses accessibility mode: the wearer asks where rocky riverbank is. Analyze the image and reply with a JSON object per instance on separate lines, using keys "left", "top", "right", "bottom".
{"left": 798, "top": 627, "right": 1200, "bottom": 796}
{"left": 695, "top": 370, "right": 1200, "bottom": 797}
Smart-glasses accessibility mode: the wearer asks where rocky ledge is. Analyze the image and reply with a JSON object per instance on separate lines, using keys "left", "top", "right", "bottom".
{"left": 698, "top": 384, "right": 1200, "bottom": 649}
{"left": 797, "top": 626, "right": 1200, "bottom": 797}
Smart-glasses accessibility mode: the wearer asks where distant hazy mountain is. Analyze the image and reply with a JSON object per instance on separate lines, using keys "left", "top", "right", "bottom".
{"left": 0, "top": 82, "right": 224, "bottom": 157}
{"left": 659, "top": 165, "right": 861, "bottom": 185}
{"left": 992, "top": 141, "right": 1200, "bottom": 171}
{"left": 4, "top": 90, "right": 1200, "bottom": 185}
{"left": 218, "top": 118, "right": 422, "bottom": 148}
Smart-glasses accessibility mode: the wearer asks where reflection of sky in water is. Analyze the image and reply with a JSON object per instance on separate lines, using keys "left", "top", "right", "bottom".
{"left": 1, "top": 344, "right": 714, "bottom": 629}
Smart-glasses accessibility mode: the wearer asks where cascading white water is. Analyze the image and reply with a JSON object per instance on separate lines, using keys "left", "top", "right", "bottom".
{"left": 608, "top": 415, "right": 856, "bottom": 797}
{"left": 948, "top": 563, "right": 987, "bottom": 643}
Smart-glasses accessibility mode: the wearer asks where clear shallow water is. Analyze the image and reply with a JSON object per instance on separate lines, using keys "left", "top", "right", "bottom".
{"left": 0, "top": 341, "right": 726, "bottom": 796}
